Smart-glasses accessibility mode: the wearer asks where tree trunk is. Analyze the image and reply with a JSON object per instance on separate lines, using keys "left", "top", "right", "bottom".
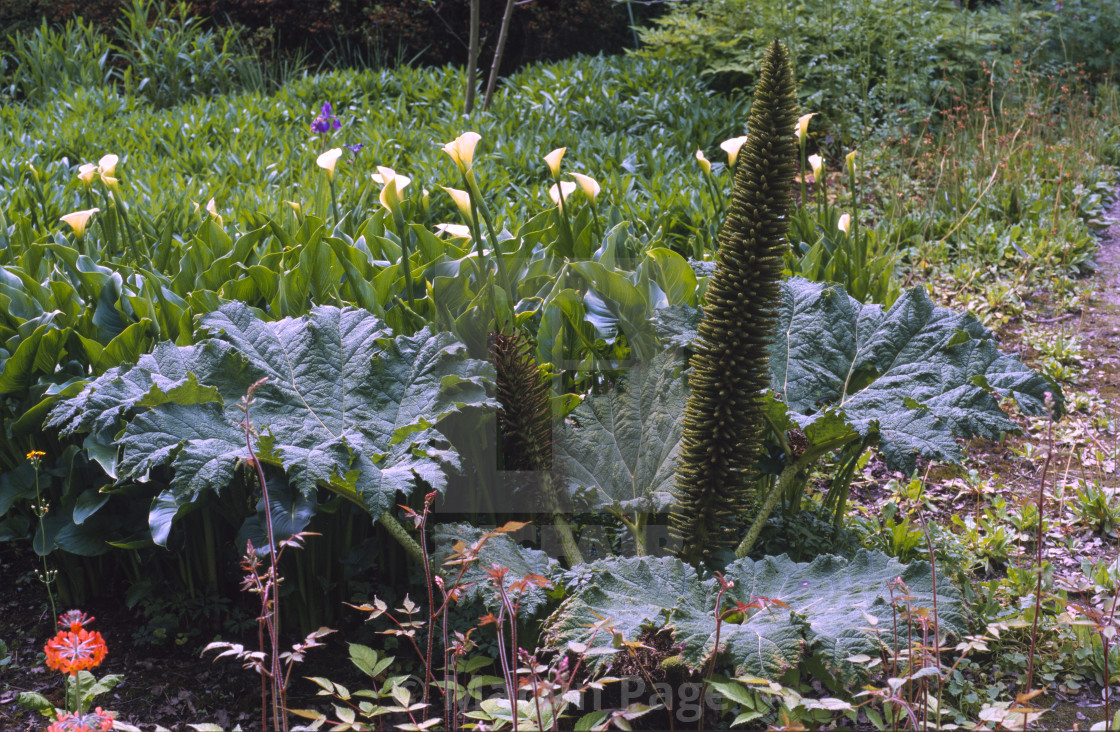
{"left": 482, "top": 0, "right": 517, "bottom": 111}
{"left": 464, "top": 0, "right": 480, "bottom": 113}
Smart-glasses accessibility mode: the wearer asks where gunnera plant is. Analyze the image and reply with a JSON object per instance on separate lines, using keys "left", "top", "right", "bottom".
{"left": 671, "top": 40, "right": 799, "bottom": 566}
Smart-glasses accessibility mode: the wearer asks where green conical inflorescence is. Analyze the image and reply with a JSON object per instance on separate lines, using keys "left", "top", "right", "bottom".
{"left": 489, "top": 330, "right": 553, "bottom": 475}
{"left": 671, "top": 41, "right": 799, "bottom": 566}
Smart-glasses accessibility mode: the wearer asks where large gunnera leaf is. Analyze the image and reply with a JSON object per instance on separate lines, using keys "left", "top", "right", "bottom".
{"left": 544, "top": 550, "right": 962, "bottom": 682}
{"left": 432, "top": 523, "right": 560, "bottom": 616}
{"left": 48, "top": 303, "right": 496, "bottom": 539}
{"left": 553, "top": 349, "right": 687, "bottom": 514}
{"left": 654, "top": 277, "right": 1058, "bottom": 474}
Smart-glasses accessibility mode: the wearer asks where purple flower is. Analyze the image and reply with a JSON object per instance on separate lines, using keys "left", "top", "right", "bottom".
{"left": 347, "top": 143, "right": 363, "bottom": 153}
{"left": 311, "top": 103, "right": 341, "bottom": 134}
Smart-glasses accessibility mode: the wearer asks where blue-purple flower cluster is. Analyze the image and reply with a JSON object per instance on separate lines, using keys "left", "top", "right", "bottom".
{"left": 311, "top": 103, "right": 341, "bottom": 134}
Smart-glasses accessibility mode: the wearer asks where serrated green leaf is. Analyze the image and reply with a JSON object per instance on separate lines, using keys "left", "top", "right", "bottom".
{"left": 545, "top": 550, "right": 961, "bottom": 682}
{"left": 432, "top": 523, "right": 559, "bottom": 616}
{"left": 656, "top": 277, "right": 1059, "bottom": 474}
{"left": 554, "top": 349, "right": 686, "bottom": 514}
{"left": 51, "top": 303, "right": 496, "bottom": 525}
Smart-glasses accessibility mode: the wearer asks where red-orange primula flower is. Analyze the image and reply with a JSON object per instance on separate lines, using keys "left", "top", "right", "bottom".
{"left": 47, "top": 706, "right": 114, "bottom": 732}
{"left": 44, "top": 628, "right": 107, "bottom": 674}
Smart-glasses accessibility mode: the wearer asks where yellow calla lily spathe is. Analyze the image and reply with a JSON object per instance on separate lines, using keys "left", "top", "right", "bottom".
{"left": 316, "top": 148, "right": 343, "bottom": 180}
{"left": 719, "top": 136, "right": 748, "bottom": 167}
{"left": 695, "top": 149, "right": 712, "bottom": 175}
{"left": 845, "top": 149, "right": 858, "bottom": 176}
{"left": 570, "top": 172, "right": 601, "bottom": 202}
{"left": 544, "top": 147, "right": 566, "bottom": 178}
{"left": 59, "top": 208, "right": 100, "bottom": 238}
{"left": 548, "top": 180, "right": 577, "bottom": 206}
{"left": 795, "top": 113, "right": 816, "bottom": 142}
{"left": 442, "top": 132, "right": 482, "bottom": 174}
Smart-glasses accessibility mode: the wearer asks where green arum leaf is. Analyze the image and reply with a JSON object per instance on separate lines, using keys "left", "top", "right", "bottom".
{"left": 545, "top": 550, "right": 962, "bottom": 682}
{"left": 554, "top": 349, "right": 687, "bottom": 516}
{"left": 432, "top": 523, "right": 560, "bottom": 616}
{"left": 0, "top": 315, "right": 69, "bottom": 394}
{"left": 49, "top": 302, "right": 497, "bottom": 533}
{"left": 655, "top": 276, "right": 1059, "bottom": 474}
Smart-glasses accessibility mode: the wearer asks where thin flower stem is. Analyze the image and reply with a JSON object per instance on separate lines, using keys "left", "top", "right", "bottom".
{"left": 1026, "top": 393, "right": 1056, "bottom": 700}
{"left": 29, "top": 456, "right": 58, "bottom": 625}
{"left": 241, "top": 378, "right": 288, "bottom": 732}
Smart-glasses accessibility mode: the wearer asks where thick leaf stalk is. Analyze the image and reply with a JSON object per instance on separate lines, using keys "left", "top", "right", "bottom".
{"left": 671, "top": 40, "right": 799, "bottom": 566}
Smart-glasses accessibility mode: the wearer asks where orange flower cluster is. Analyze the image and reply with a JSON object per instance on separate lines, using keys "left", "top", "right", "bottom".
{"left": 47, "top": 707, "right": 114, "bottom": 732}
{"left": 43, "top": 610, "right": 107, "bottom": 675}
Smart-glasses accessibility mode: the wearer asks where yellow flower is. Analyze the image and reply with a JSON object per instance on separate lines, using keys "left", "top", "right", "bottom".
{"left": 442, "top": 186, "right": 474, "bottom": 222}
{"left": 98, "top": 154, "right": 118, "bottom": 176}
{"left": 59, "top": 208, "right": 100, "bottom": 238}
{"left": 808, "top": 153, "right": 824, "bottom": 181}
{"left": 845, "top": 149, "right": 858, "bottom": 176}
{"left": 570, "top": 172, "right": 601, "bottom": 203}
{"left": 544, "top": 147, "right": 566, "bottom": 178}
{"left": 695, "top": 149, "right": 711, "bottom": 175}
{"left": 375, "top": 166, "right": 411, "bottom": 214}
{"left": 548, "top": 180, "right": 577, "bottom": 206}
{"left": 794, "top": 113, "right": 816, "bottom": 143}
{"left": 316, "top": 148, "right": 343, "bottom": 180}
{"left": 719, "top": 136, "right": 748, "bottom": 167}
{"left": 77, "top": 163, "right": 98, "bottom": 187}
{"left": 285, "top": 201, "right": 302, "bottom": 214}
{"left": 435, "top": 223, "right": 472, "bottom": 239}
{"left": 442, "top": 132, "right": 482, "bottom": 175}
{"left": 26, "top": 450, "right": 46, "bottom": 461}
{"left": 838, "top": 213, "right": 851, "bottom": 234}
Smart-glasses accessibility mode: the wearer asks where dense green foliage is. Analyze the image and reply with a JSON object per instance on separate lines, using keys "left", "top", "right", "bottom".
{"left": 0, "top": 0, "right": 632, "bottom": 70}
{"left": 671, "top": 41, "right": 798, "bottom": 565}
{"left": 638, "top": 0, "right": 1120, "bottom": 138}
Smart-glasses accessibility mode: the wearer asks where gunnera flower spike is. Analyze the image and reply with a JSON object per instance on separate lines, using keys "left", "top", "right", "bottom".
{"left": 670, "top": 40, "right": 799, "bottom": 566}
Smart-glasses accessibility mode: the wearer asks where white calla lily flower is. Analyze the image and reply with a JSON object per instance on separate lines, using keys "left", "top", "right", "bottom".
{"left": 442, "top": 132, "right": 482, "bottom": 174}
{"left": 544, "top": 147, "right": 566, "bottom": 178}
{"left": 719, "top": 136, "right": 748, "bottom": 167}
{"left": 808, "top": 154, "right": 824, "bottom": 181}
{"left": 549, "top": 180, "right": 577, "bottom": 206}
{"left": 795, "top": 113, "right": 816, "bottom": 142}
{"left": 435, "top": 223, "right": 472, "bottom": 239}
{"left": 570, "top": 172, "right": 601, "bottom": 202}
{"left": 442, "top": 186, "right": 474, "bottom": 222}
{"left": 60, "top": 208, "right": 100, "bottom": 238}
{"left": 695, "top": 149, "right": 712, "bottom": 175}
